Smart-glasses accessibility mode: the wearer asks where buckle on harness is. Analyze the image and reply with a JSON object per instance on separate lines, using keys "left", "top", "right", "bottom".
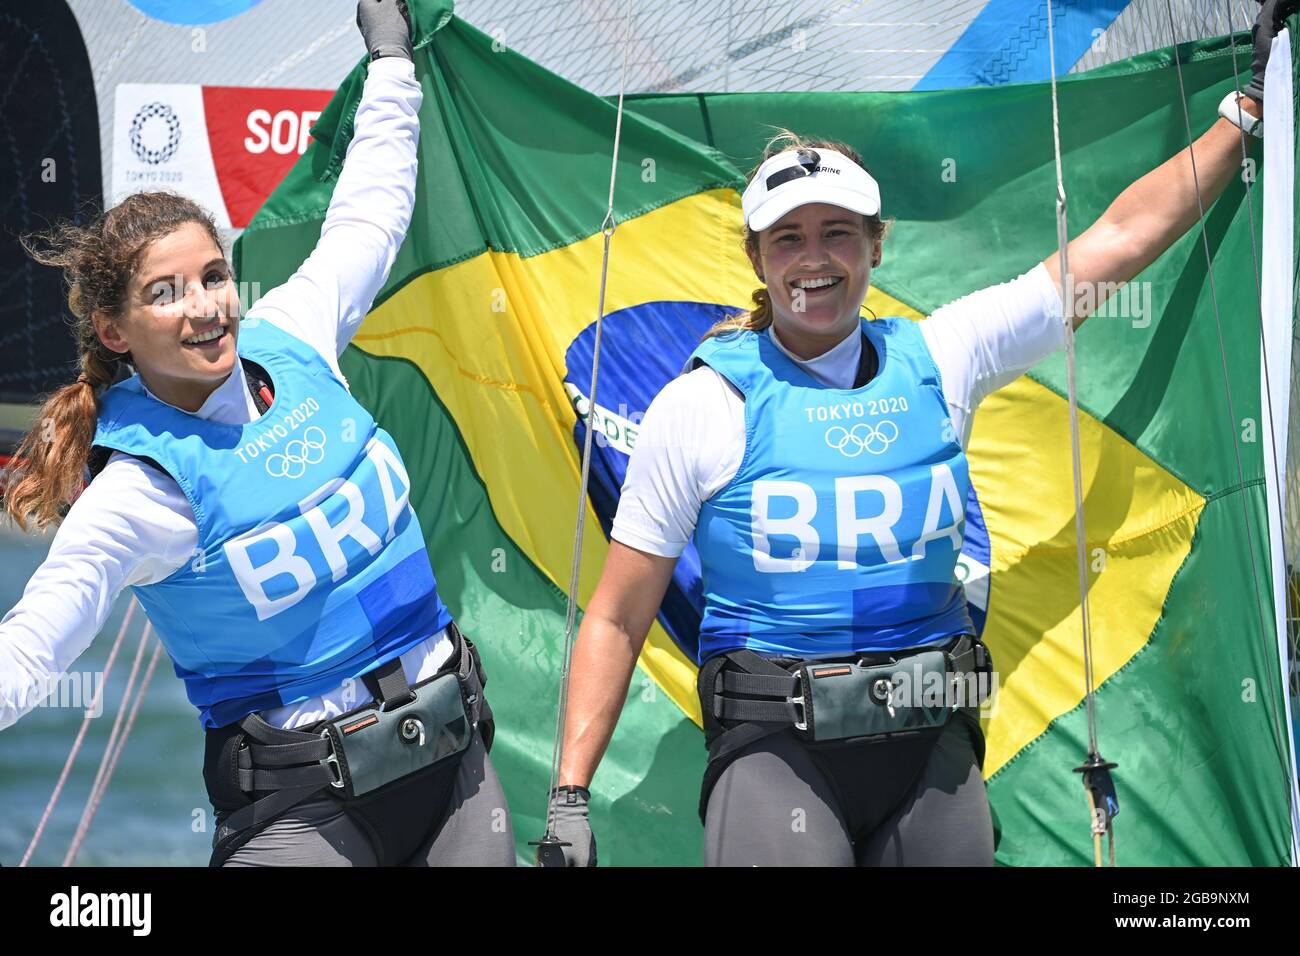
{"left": 320, "top": 729, "right": 346, "bottom": 789}
{"left": 787, "top": 666, "right": 811, "bottom": 731}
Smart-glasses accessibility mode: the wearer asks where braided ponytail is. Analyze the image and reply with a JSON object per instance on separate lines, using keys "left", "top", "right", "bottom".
{"left": 3, "top": 191, "right": 222, "bottom": 531}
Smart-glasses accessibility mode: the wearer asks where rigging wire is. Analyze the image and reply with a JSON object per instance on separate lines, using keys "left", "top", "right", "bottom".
{"left": 59, "top": 622, "right": 155, "bottom": 866}
{"left": 1221, "top": 0, "right": 1300, "bottom": 862}
{"left": 533, "top": 0, "right": 636, "bottom": 865}
{"left": 64, "top": 636, "right": 164, "bottom": 867}
{"left": 19, "top": 600, "right": 139, "bottom": 866}
{"left": 1160, "top": 0, "right": 1299, "bottom": 853}
{"left": 1045, "top": 0, "right": 1120, "bottom": 867}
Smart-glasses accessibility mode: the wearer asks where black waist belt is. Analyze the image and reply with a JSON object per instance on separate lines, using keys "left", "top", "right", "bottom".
{"left": 707, "top": 636, "right": 992, "bottom": 735}
{"left": 205, "top": 622, "right": 491, "bottom": 862}
{"left": 695, "top": 635, "right": 992, "bottom": 822}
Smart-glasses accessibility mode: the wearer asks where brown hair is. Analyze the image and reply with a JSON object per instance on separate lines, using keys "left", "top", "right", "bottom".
{"left": 704, "top": 130, "right": 895, "bottom": 341}
{"left": 2, "top": 192, "right": 224, "bottom": 532}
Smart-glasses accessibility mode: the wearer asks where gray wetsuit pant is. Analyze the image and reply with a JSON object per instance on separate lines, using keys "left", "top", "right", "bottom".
{"left": 220, "top": 726, "right": 516, "bottom": 866}
{"left": 703, "top": 716, "right": 994, "bottom": 866}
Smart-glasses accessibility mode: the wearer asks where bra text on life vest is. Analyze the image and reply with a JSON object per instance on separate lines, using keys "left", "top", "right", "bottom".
{"left": 751, "top": 462, "right": 964, "bottom": 572}
{"left": 225, "top": 434, "right": 413, "bottom": 620}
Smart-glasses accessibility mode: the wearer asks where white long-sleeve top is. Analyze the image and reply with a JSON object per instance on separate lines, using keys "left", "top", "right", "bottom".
{"left": 0, "top": 55, "right": 453, "bottom": 733}
{"left": 611, "top": 263, "right": 1067, "bottom": 558}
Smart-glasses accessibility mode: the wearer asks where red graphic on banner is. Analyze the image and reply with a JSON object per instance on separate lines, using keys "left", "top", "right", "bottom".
{"left": 202, "top": 86, "right": 333, "bottom": 227}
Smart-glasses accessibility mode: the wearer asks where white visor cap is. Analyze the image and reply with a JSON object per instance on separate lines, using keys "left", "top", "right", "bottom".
{"left": 741, "top": 147, "right": 881, "bottom": 232}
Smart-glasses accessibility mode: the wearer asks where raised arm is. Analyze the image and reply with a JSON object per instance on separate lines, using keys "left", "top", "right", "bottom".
{"left": 1043, "top": 96, "right": 1261, "bottom": 325}
{"left": 247, "top": 2, "right": 420, "bottom": 362}
{"left": 1044, "top": 0, "right": 1291, "bottom": 324}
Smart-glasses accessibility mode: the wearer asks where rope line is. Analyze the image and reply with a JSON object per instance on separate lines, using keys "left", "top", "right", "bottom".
{"left": 19, "top": 600, "right": 139, "bottom": 866}
{"left": 64, "top": 635, "right": 164, "bottom": 867}
{"left": 1222, "top": 0, "right": 1300, "bottom": 860}
{"left": 60, "top": 621, "right": 154, "bottom": 866}
{"left": 1046, "top": 0, "right": 1122, "bottom": 866}
{"left": 1044, "top": 0, "right": 1105, "bottom": 767}
{"left": 1161, "top": 0, "right": 1298, "bottom": 839}
{"left": 539, "top": 0, "right": 636, "bottom": 846}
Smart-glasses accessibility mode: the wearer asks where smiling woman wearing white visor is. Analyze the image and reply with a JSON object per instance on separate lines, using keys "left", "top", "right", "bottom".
{"left": 545, "top": 0, "right": 1289, "bottom": 868}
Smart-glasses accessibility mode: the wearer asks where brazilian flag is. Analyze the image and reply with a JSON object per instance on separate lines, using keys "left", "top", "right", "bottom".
{"left": 234, "top": 0, "right": 1299, "bottom": 864}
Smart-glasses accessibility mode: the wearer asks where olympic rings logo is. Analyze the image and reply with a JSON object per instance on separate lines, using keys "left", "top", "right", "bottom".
{"left": 825, "top": 420, "right": 899, "bottom": 457}
{"left": 265, "top": 426, "right": 327, "bottom": 479}
{"left": 129, "top": 102, "right": 182, "bottom": 165}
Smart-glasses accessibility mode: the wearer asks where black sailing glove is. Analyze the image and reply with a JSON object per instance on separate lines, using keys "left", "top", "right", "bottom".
{"left": 356, "top": 0, "right": 413, "bottom": 62}
{"left": 549, "top": 786, "right": 597, "bottom": 867}
{"left": 1243, "top": 0, "right": 1299, "bottom": 103}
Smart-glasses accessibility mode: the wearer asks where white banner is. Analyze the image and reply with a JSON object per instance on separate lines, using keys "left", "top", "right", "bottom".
{"left": 112, "top": 83, "right": 230, "bottom": 227}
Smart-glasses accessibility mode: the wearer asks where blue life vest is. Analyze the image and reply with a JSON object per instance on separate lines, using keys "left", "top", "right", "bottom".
{"left": 91, "top": 318, "right": 452, "bottom": 728}
{"left": 689, "top": 316, "right": 973, "bottom": 662}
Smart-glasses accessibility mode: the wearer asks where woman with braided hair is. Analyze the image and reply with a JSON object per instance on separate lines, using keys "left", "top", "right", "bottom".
{"left": 1, "top": 0, "right": 514, "bottom": 867}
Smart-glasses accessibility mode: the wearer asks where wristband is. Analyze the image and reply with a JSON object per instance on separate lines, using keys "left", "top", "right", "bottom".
{"left": 1219, "top": 92, "right": 1263, "bottom": 139}
{"left": 551, "top": 785, "right": 591, "bottom": 803}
